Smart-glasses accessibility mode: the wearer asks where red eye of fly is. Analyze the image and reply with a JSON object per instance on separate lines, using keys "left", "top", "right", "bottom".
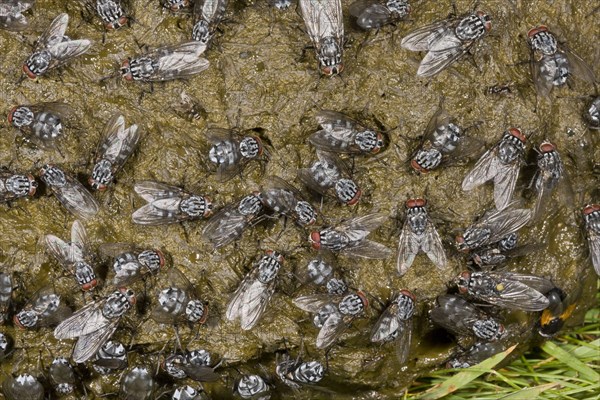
{"left": 309, "top": 231, "right": 321, "bottom": 249}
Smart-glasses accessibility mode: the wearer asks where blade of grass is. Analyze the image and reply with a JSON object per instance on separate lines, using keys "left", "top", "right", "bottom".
{"left": 414, "top": 345, "right": 517, "bottom": 400}
{"left": 497, "top": 382, "right": 560, "bottom": 399}
{"left": 541, "top": 341, "right": 599, "bottom": 382}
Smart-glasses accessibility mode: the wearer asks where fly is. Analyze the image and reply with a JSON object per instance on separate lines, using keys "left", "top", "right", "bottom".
{"left": 349, "top": 0, "right": 410, "bottom": 30}
{"left": 132, "top": 180, "right": 212, "bottom": 225}
{"left": 0, "top": 332, "right": 12, "bottom": 361}
{"left": 0, "top": 272, "right": 12, "bottom": 323}
{"left": 583, "top": 204, "right": 600, "bottom": 277}
{"left": 447, "top": 341, "right": 506, "bottom": 369}
{"left": 53, "top": 287, "right": 136, "bottom": 363}
{"left": 430, "top": 294, "right": 504, "bottom": 341}
{"left": 259, "top": 175, "right": 317, "bottom": 226}
{"left": 100, "top": 244, "right": 165, "bottom": 287}
{"left": 370, "top": 290, "right": 415, "bottom": 364}
{"left": 89, "top": 113, "right": 140, "bottom": 191}
{"left": 584, "top": 96, "right": 600, "bottom": 129}
{"left": 299, "top": 0, "right": 344, "bottom": 76}
{"left": 397, "top": 198, "right": 446, "bottom": 276}
{"left": 235, "top": 374, "right": 270, "bottom": 399}
{"left": 23, "top": 13, "right": 92, "bottom": 79}
{"left": 455, "top": 203, "right": 531, "bottom": 251}
{"left": 226, "top": 250, "right": 284, "bottom": 330}
{"left": 527, "top": 25, "right": 596, "bottom": 98}
{"left": 163, "top": 349, "right": 219, "bottom": 382}
{"left": 151, "top": 268, "right": 208, "bottom": 326}
{"left": 309, "top": 110, "right": 384, "bottom": 155}
{"left": 469, "top": 233, "right": 543, "bottom": 268}
{"left": 309, "top": 213, "right": 392, "bottom": 259}
{"left": 39, "top": 164, "right": 99, "bottom": 220}
{"left": 538, "top": 287, "right": 576, "bottom": 338}
{"left": 298, "top": 150, "right": 361, "bottom": 205}
{"left": 8, "top": 102, "right": 74, "bottom": 149}
{"left": 0, "top": 169, "right": 37, "bottom": 203}
{"left": 202, "top": 192, "right": 265, "bottom": 248}
{"left": 163, "top": 0, "right": 190, "bottom": 11}
{"left": 206, "top": 128, "right": 267, "bottom": 182}
{"left": 48, "top": 357, "right": 77, "bottom": 395}
{"left": 462, "top": 128, "right": 526, "bottom": 210}
{"left": 275, "top": 349, "right": 325, "bottom": 389}
{"left": 120, "top": 367, "right": 154, "bottom": 399}
{"left": 44, "top": 220, "right": 98, "bottom": 291}
{"left": 1, "top": 374, "right": 44, "bottom": 400}
{"left": 92, "top": 340, "right": 128, "bottom": 374}
{"left": 401, "top": 10, "right": 491, "bottom": 77}
{"left": 13, "top": 285, "right": 72, "bottom": 329}
{"left": 120, "top": 41, "right": 209, "bottom": 82}
{"left": 192, "top": 0, "right": 227, "bottom": 46}
{"left": 0, "top": 0, "right": 34, "bottom": 31}
{"left": 530, "top": 141, "right": 570, "bottom": 221}
{"left": 93, "top": 0, "right": 129, "bottom": 30}
{"left": 456, "top": 271, "right": 553, "bottom": 311}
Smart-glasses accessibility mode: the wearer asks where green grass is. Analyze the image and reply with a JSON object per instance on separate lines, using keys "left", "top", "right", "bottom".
{"left": 407, "top": 296, "right": 600, "bottom": 400}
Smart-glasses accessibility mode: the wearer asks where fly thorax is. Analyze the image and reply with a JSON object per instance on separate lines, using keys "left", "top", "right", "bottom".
{"left": 339, "top": 293, "right": 365, "bottom": 315}
{"left": 209, "top": 140, "right": 236, "bottom": 165}
{"left": 91, "top": 159, "right": 114, "bottom": 188}
{"left": 10, "top": 106, "right": 33, "bottom": 127}
{"left": 173, "top": 385, "right": 201, "bottom": 400}
{"left": 529, "top": 31, "right": 558, "bottom": 55}
{"left": 51, "top": 358, "right": 74, "bottom": 394}
{"left": 414, "top": 148, "right": 442, "bottom": 171}
{"left": 455, "top": 13, "right": 487, "bottom": 41}
{"left": 97, "top": 0, "right": 125, "bottom": 27}
{"left": 334, "top": 179, "right": 360, "bottom": 204}
{"left": 180, "top": 196, "right": 210, "bottom": 217}
{"left": 55, "top": 383, "right": 74, "bottom": 394}
{"left": 540, "top": 53, "right": 569, "bottom": 86}
{"left": 272, "top": 0, "right": 291, "bottom": 8}
{"left": 462, "top": 228, "right": 491, "bottom": 249}
{"left": 0, "top": 333, "right": 7, "bottom": 353}
{"left": 15, "top": 310, "right": 38, "bottom": 328}
{"left": 433, "top": 123, "right": 461, "bottom": 153}
{"left": 25, "top": 50, "right": 52, "bottom": 76}
{"left": 75, "top": 261, "right": 96, "bottom": 286}
{"left": 395, "top": 294, "right": 416, "bottom": 320}
{"left": 469, "top": 272, "right": 496, "bottom": 295}
{"left": 6, "top": 175, "right": 34, "bottom": 196}
{"left": 192, "top": 20, "right": 210, "bottom": 44}
{"left": 164, "top": 354, "right": 187, "bottom": 379}
{"left": 185, "top": 300, "right": 205, "bottom": 323}
{"left": 129, "top": 56, "right": 157, "bottom": 80}
{"left": 138, "top": 250, "right": 162, "bottom": 273}
{"left": 326, "top": 278, "right": 347, "bottom": 295}
{"left": 313, "top": 303, "right": 336, "bottom": 328}
{"left": 355, "top": 130, "right": 380, "bottom": 153}
{"left": 498, "top": 133, "right": 524, "bottom": 164}
{"left": 293, "top": 361, "right": 324, "bottom": 384}
{"left": 387, "top": 0, "right": 410, "bottom": 17}
{"left": 41, "top": 165, "right": 66, "bottom": 187}
{"left": 585, "top": 209, "right": 600, "bottom": 233}
{"left": 187, "top": 349, "right": 211, "bottom": 366}
{"left": 102, "top": 291, "right": 132, "bottom": 319}
{"left": 538, "top": 150, "right": 563, "bottom": 179}
{"left": 318, "top": 37, "right": 342, "bottom": 68}
{"left": 306, "top": 259, "right": 332, "bottom": 285}
{"left": 239, "top": 137, "right": 261, "bottom": 159}
{"left": 158, "top": 287, "right": 187, "bottom": 314}
{"left": 237, "top": 375, "right": 268, "bottom": 398}
{"left": 97, "top": 340, "right": 126, "bottom": 360}
{"left": 34, "top": 111, "right": 62, "bottom": 139}
{"left": 34, "top": 293, "right": 60, "bottom": 317}
{"left": 113, "top": 253, "right": 137, "bottom": 273}
{"left": 257, "top": 255, "right": 282, "bottom": 283}
{"left": 407, "top": 207, "right": 428, "bottom": 235}
{"left": 238, "top": 194, "right": 263, "bottom": 216}
{"left": 473, "top": 319, "right": 503, "bottom": 341}
{"left": 320, "top": 229, "right": 348, "bottom": 251}
{"left": 294, "top": 201, "right": 317, "bottom": 226}
{"left": 586, "top": 98, "right": 600, "bottom": 128}
{"left": 498, "top": 233, "right": 518, "bottom": 251}
{"left": 166, "top": 0, "right": 189, "bottom": 10}
{"left": 311, "top": 160, "right": 340, "bottom": 187}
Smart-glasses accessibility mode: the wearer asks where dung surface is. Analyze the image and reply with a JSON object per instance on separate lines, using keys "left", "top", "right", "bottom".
{"left": 0, "top": 0, "right": 598, "bottom": 399}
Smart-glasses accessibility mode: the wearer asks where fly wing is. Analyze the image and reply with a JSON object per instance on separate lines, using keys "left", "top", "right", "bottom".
{"left": 103, "top": 124, "right": 140, "bottom": 171}
{"left": 462, "top": 147, "right": 499, "bottom": 191}
{"left": 29, "top": 102, "right": 75, "bottom": 120}
{"left": 48, "top": 39, "right": 92, "bottom": 67}
{"left": 240, "top": 279, "right": 275, "bottom": 330}
{"left": 134, "top": 181, "right": 184, "bottom": 202}
{"left": 371, "top": 302, "right": 400, "bottom": 342}
{"left": 421, "top": 221, "right": 447, "bottom": 270}
{"left": 204, "top": 127, "right": 236, "bottom": 144}
{"left": 202, "top": 205, "right": 248, "bottom": 248}
{"left": 132, "top": 200, "right": 184, "bottom": 225}
{"left": 341, "top": 213, "right": 387, "bottom": 233}
{"left": 54, "top": 300, "right": 110, "bottom": 339}
{"left": 53, "top": 176, "right": 99, "bottom": 220}
{"left": 484, "top": 208, "right": 531, "bottom": 243}
{"left": 316, "top": 309, "right": 346, "bottom": 349}
{"left": 397, "top": 223, "right": 422, "bottom": 276}
{"left": 588, "top": 229, "right": 600, "bottom": 276}
{"left": 36, "top": 13, "right": 69, "bottom": 50}
{"left": 343, "top": 239, "right": 392, "bottom": 259}
{"left": 151, "top": 42, "right": 209, "bottom": 81}
{"left": 492, "top": 161, "right": 520, "bottom": 210}
{"left": 430, "top": 295, "right": 479, "bottom": 337}
{"left": 422, "top": 102, "right": 452, "bottom": 143}
{"left": 225, "top": 269, "right": 257, "bottom": 323}
{"left": 98, "top": 114, "right": 125, "bottom": 156}
{"left": 500, "top": 272, "right": 554, "bottom": 294}
{"left": 297, "top": 167, "right": 332, "bottom": 195}
{"left": 70, "top": 220, "right": 87, "bottom": 259}
{"left": 72, "top": 321, "right": 118, "bottom": 363}
{"left": 309, "top": 128, "right": 359, "bottom": 154}
{"left": 395, "top": 318, "right": 412, "bottom": 364}
{"left": 480, "top": 275, "right": 549, "bottom": 311}
{"left": 183, "top": 365, "right": 220, "bottom": 382}
{"left": 416, "top": 31, "right": 468, "bottom": 77}
{"left": 293, "top": 294, "right": 336, "bottom": 313}
{"left": 315, "top": 110, "right": 359, "bottom": 131}
{"left": 166, "top": 267, "right": 195, "bottom": 293}
{"left": 45, "top": 234, "right": 74, "bottom": 265}
{"left": 561, "top": 46, "right": 596, "bottom": 84}
{"left": 299, "top": 0, "right": 343, "bottom": 45}
{"left": 350, "top": 1, "right": 395, "bottom": 28}
{"left": 530, "top": 55, "right": 553, "bottom": 98}
{"left": 401, "top": 19, "right": 453, "bottom": 51}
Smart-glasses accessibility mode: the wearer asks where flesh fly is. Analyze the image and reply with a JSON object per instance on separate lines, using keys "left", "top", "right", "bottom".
{"left": 276, "top": 351, "right": 325, "bottom": 389}
{"left": 132, "top": 181, "right": 212, "bottom": 225}
{"left": 151, "top": 268, "right": 208, "bottom": 326}
{"left": 259, "top": 176, "right": 317, "bottom": 226}
{"left": 100, "top": 244, "right": 165, "bottom": 287}
{"left": 23, "top": 13, "right": 92, "bottom": 79}
{"left": 54, "top": 287, "right": 135, "bottom": 363}
{"left": 206, "top": 128, "right": 266, "bottom": 182}
{"left": 192, "top": 0, "right": 227, "bottom": 46}
{"left": 0, "top": 0, "right": 34, "bottom": 31}
{"left": 13, "top": 285, "right": 72, "bottom": 329}
{"left": 462, "top": 128, "right": 526, "bottom": 211}
{"left": 401, "top": 10, "right": 491, "bottom": 77}
{"left": 349, "top": 0, "right": 410, "bottom": 30}
{"left": 8, "top": 102, "right": 74, "bottom": 149}
{"left": 0, "top": 168, "right": 37, "bottom": 203}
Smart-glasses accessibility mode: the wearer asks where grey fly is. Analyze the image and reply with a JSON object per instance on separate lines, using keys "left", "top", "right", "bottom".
{"left": 192, "top": 0, "right": 227, "bottom": 46}
{"left": 259, "top": 176, "right": 317, "bottom": 226}
{"left": 0, "top": 0, "right": 34, "bottom": 31}
{"left": 13, "top": 285, "right": 72, "bottom": 329}
{"left": 206, "top": 128, "right": 266, "bottom": 182}
{"left": 0, "top": 169, "right": 37, "bottom": 203}
{"left": 349, "top": 0, "right": 410, "bottom": 30}
{"left": 8, "top": 102, "right": 74, "bottom": 149}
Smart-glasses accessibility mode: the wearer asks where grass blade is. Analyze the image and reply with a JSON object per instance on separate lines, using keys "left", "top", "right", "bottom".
{"left": 498, "top": 382, "right": 560, "bottom": 399}
{"left": 541, "top": 341, "right": 599, "bottom": 382}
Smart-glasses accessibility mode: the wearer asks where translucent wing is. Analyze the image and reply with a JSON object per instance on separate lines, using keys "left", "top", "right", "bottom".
{"left": 462, "top": 147, "right": 499, "bottom": 191}
{"left": 417, "top": 31, "right": 468, "bottom": 77}
{"left": 396, "top": 223, "right": 422, "bottom": 276}
{"left": 53, "top": 177, "right": 99, "bottom": 220}
{"left": 343, "top": 238, "right": 392, "bottom": 259}
{"left": 239, "top": 279, "right": 275, "bottom": 330}
{"left": 316, "top": 310, "right": 346, "bottom": 349}
{"left": 147, "top": 42, "right": 209, "bottom": 81}
{"left": 202, "top": 205, "right": 249, "bottom": 248}
{"left": 501, "top": 272, "right": 554, "bottom": 294}
{"left": 183, "top": 364, "right": 220, "bottom": 382}
{"left": 72, "top": 321, "right": 118, "bottom": 363}
{"left": 54, "top": 300, "right": 110, "bottom": 339}
{"left": 309, "top": 129, "right": 359, "bottom": 154}
{"left": 492, "top": 162, "right": 520, "bottom": 210}
{"left": 349, "top": 1, "right": 396, "bottom": 29}
{"left": 315, "top": 110, "right": 359, "bottom": 131}
{"left": 560, "top": 46, "right": 596, "bottom": 84}
{"left": 45, "top": 234, "right": 74, "bottom": 264}
{"left": 370, "top": 302, "right": 400, "bottom": 342}
{"left": 482, "top": 207, "right": 531, "bottom": 244}
{"left": 293, "top": 294, "right": 337, "bottom": 313}
{"left": 401, "top": 19, "right": 453, "bottom": 51}
{"left": 395, "top": 318, "right": 412, "bottom": 364}
{"left": 339, "top": 213, "right": 387, "bottom": 233}
{"left": 132, "top": 201, "right": 184, "bottom": 225}
{"left": 421, "top": 222, "right": 447, "bottom": 270}
{"left": 28, "top": 102, "right": 75, "bottom": 120}
{"left": 48, "top": 39, "right": 92, "bottom": 67}
{"left": 35, "top": 13, "right": 69, "bottom": 51}
{"left": 299, "top": 0, "right": 344, "bottom": 45}
{"left": 134, "top": 181, "right": 184, "bottom": 202}
{"left": 478, "top": 274, "right": 550, "bottom": 311}
{"left": 70, "top": 220, "right": 87, "bottom": 259}
{"left": 530, "top": 55, "right": 553, "bottom": 98}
